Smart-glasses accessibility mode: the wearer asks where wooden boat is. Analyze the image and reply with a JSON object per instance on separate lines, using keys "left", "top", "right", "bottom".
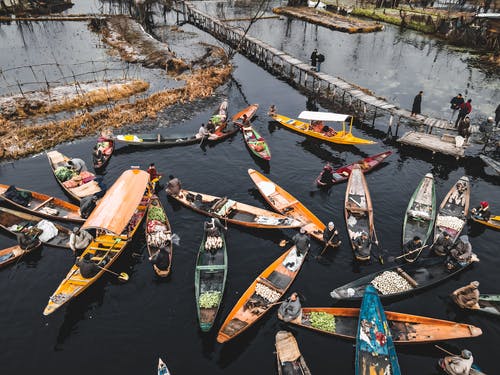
{"left": 270, "top": 111, "right": 376, "bottom": 146}
{"left": 92, "top": 134, "right": 114, "bottom": 171}
{"left": 402, "top": 173, "right": 436, "bottom": 262}
{"left": 0, "top": 207, "right": 71, "bottom": 248}
{"left": 0, "top": 183, "right": 84, "bottom": 223}
{"left": 146, "top": 196, "right": 173, "bottom": 277}
{"left": 0, "top": 243, "right": 42, "bottom": 269}
{"left": 471, "top": 214, "right": 500, "bottom": 230}
{"left": 275, "top": 331, "right": 312, "bottom": 375}
{"left": 195, "top": 228, "right": 228, "bottom": 332}
{"left": 316, "top": 151, "right": 392, "bottom": 186}
{"left": 355, "top": 285, "right": 401, "bottom": 375}
{"left": 236, "top": 122, "right": 271, "bottom": 161}
{"left": 453, "top": 293, "right": 500, "bottom": 318}
{"left": 248, "top": 169, "right": 325, "bottom": 242}
{"left": 217, "top": 245, "right": 307, "bottom": 343}
{"left": 47, "top": 150, "right": 101, "bottom": 202}
{"left": 345, "top": 165, "right": 375, "bottom": 261}
{"left": 330, "top": 256, "right": 479, "bottom": 302}
{"left": 170, "top": 189, "right": 301, "bottom": 229}
{"left": 232, "top": 104, "right": 259, "bottom": 122}
{"left": 480, "top": 154, "right": 500, "bottom": 175}
{"left": 279, "top": 307, "right": 482, "bottom": 343}
{"left": 158, "top": 358, "right": 171, "bottom": 375}
{"left": 433, "top": 176, "right": 470, "bottom": 251}
{"left": 43, "top": 169, "right": 151, "bottom": 316}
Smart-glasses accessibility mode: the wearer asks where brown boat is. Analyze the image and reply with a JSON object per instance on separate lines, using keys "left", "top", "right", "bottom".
{"left": 279, "top": 307, "right": 482, "bottom": 344}
{"left": 47, "top": 150, "right": 101, "bottom": 202}
{"left": 0, "top": 184, "right": 84, "bottom": 223}
{"left": 344, "top": 165, "right": 375, "bottom": 261}
{"left": 0, "top": 243, "right": 42, "bottom": 269}
{"left": 146, "top": 195, "right": 173, "bottom": 277}
{"left": 170, "top": 189, "right": 301, "bottom": 229}
{"left": 217, "top": 245, "right": 306, "bottom": 343}
{"left": 0, "top": 207, "right": 71, "bottom": 249}
{"left": 275, "top": 331, "right": 312, "bottom": 375}
{"left": 247, "top": 169, "right": 325, "bottom": 242}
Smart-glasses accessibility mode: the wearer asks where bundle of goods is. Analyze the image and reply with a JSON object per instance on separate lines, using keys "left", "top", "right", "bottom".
{"left": 199, "top": 291, "right": 222, "bottom": 309}
{"left": 307, "top": 311, "right": 336, "bottom": 332}
{"left": 205, "top": 236, "right": 223, "bottom": 251}
{"left": 370, "top": 271, "right": 413, "bottom": 295}
{"left": 436, "top": 215, "right": 465, "bottom": 232}
{"left": 255, "top": 282, "right": 280, "bottom": 303}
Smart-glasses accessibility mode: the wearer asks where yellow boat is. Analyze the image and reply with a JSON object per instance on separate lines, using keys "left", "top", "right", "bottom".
{"left": 271, "top": 111, "right": 376, "bottom": 146}
{"left": 43, "top": 169, "right": 151, "bottom": 316}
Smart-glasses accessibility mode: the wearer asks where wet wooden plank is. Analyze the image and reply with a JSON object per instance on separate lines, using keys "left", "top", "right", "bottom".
{"left": 397, "top": 132, "right": 465, "bottom": 157}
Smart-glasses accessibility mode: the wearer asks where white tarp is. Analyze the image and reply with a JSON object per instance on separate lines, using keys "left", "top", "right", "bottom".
{"left": 298, "top": 111, "right": 350, "bottom": 122}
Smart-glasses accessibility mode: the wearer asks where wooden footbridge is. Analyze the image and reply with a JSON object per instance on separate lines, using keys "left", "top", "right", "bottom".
{"left": 179, "top": 2, "right": 455, "bottom": 135}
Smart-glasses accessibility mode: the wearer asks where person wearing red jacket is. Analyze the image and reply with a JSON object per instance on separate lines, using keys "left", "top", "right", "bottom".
{"left": 455, "top": 99, "right": 472, "bottom": 127}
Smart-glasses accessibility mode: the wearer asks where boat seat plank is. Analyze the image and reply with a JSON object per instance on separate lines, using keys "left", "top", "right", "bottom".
{"left": 257, "top": 276, "right": 284, "bottom": 292}
{"left": 33, "top": 197, "right": 54, "bottom": 211}
{"left": 196, "top": 265, "right": 226, "bottom": 271}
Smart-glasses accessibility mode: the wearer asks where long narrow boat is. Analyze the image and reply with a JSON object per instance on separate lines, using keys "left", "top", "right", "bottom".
{"left": 0, "top": 243, "right": 42, "bottom": 269}
{"left": 471, "top": 215, "right": 500, "bottom": 230}
{"left": 236, "top": 122, "right": 271, "bottom": 161}
{"left": 0, "top": 183, "right": 84, "bottom": 223}
{"left": 275, "top": 331, "right": 312, "bottom": 375}
{"left": 47, "top": 150, "right": 101, "bottom": 202}
{"left": 146, "top": 196, "right": 173, "bottom": 277}
{"left": 402, "top": 173, "right": 436, "bottom": 262}
{"left": 279, "top": 307, "right": 482, "bottom": 343}
{"left": 355, "top": 285, "right": 401, "bottom": 375}
{"left": 330, "top": 256, "right": 479, "bottom": 303}
{"left": 453, "top": 293, "right": 500, "bottom": 317}
{"left": 195, "top": 228, "right": 228, "bottom": 332}
{"left": 217, "top": 245, "right": 306, "bottom": 343}
{"left": 316, "top": 151, "right": 392, "bottom": 187}
{"left": 248, "top": 169, "right": 325, "bottom": 242}
{"left": 0, "top": 207, "right": 71, "bottom": 248}
{"left": 169, "top": 189, "right": 301, "bottom": 229}
{"left": 433, "top": 176, "right": 470, "bottom": 249}
{"left": 479, "top": 154, "right": 500, "bottom": 175}
{"left": 345, "top": 165, "right": 375, "bottom": 261}
{"left": 43, "top": 169, "right": 151, "bottom": 316}
{"left": 270, "top": 111, "right": 375, "bottom": 145}
{"left": 158, "top": 358, "right": 171, "bottom": 375}
{"left": 92, "top": 134, "right": 114, "bottom": 171}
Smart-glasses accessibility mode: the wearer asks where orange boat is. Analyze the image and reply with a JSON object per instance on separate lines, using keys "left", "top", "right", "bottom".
{"left": 0, "top": 243, "right": 42, "bottom": 269}
{"left": 217, "top": 245, "right": 307, "bottom": 343}
{"left": 247, "top": 169, "right": 325, "bottom": 242}
{"left": 0, "top": 183, "right": 84, "bottom": 223}
{"left": 279, "top": 307, "right": 482, "bottom": 344}
{"left": 43, "top": 169, "right": 151, "bottom": 315}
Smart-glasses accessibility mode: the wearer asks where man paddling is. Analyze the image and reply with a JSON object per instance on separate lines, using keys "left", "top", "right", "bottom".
{"left": 353, "top": 232, "right": 371, "bottom": 260}
{"left": 439, "top": 349, "right": 473, "bottom": 375}
{"left": 471, "top": 201, "right": 491, "bottom": 221}
{"left": 323, "top": 222, "right": 341, "bottom": 247}
{"left": 277, "top": 292, "right": 301, "bottom": 322}
{"left": 452, "top": 281, "right": 480, "bottom": 310}
{"left": 402, "top": 236, "right": 422, "bottom": 258}
{"left": 76, "top": 253, "right": 100, "bottom": 279}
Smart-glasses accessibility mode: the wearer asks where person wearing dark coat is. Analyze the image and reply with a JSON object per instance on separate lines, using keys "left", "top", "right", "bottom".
{"left": 323, "top": 221, "right": 341, "bottom": 247}
{"left": 310, "top": 49, "right": 318, "bottom": 68}
{"left": 449, "top": 93, "right": 465, "bottom": 123}
{"left": 17, "top": 232, "right": 41, "bottom": 251}
{"left": 432, "top": 231, "right": 453, "bottom": 256}
{"left": 318, "top": 164, "right": 334, "bottom": 186}
{"left": 450, "top": 235, "right": 472, "bottom": 265}
{"left": 76, "top": 253, "right": 100, "bottom": 279}
{"left": 411, "top": 91, "right": 423, "bottom": 117}
{"left": 277, "top": 292, "right": 302, "bottom": 322}
{"left": 402, "top": 236, "right": 423, "bottom": 258}
{"left": 457, "top": 116, "right": 471, "bottom": 140}
{"left": 149, "top": 249, "right": 170, "bottom": 270}
{"left": 353, "top": 232, "right": 371, "bottom": 260}
{"left": 471, "top": 201, "right": 491, "bottom": 221}
{"left": 165, "top": 175, "right": 182, "bottom": 196}
{"left": 292, "top": 228, "right": 310, "bottom": 256}
{"left": 455, "top": 99, "right": 472, "bottom": 127}
{"left": 495, "top": 103, "right": 500, "bottom": 127}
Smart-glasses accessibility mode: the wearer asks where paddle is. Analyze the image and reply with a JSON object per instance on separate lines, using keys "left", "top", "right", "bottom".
{"left": 491, "top": 215, "right": 500, "bottom": 221}
{"left": 371, "top": 228, "right": 384, "bottom": 264}
{"left": 388, "top": 245, "right": 429, "bottom": 262}
{"left": 96, "top": 264, "right": 129, "bottom": 282}
{"left": 316, "top": 232, "right": 337, "bottom": 259}
{"left": 434, "top": 345, "right": 481, "bottom": 371}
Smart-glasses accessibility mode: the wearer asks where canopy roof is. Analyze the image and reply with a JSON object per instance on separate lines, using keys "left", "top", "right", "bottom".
{"left": 82, "top": 169, "right": 149, "bottom": 234}
{"left": 298, "top": 111, "right": 350, "bottom": 122}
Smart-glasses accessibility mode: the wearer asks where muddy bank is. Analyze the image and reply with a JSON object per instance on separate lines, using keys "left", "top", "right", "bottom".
{"left": 273, "top": 6, "right": 383, "bottom": 33}
{"left": 0, "top": 0, "right": 73, "bottom": 16}
{"left": 90, "top": 15, "right": 188, "bottom": 73}
{"left": 0, "top": 79, "right": 149, "bottom": 120}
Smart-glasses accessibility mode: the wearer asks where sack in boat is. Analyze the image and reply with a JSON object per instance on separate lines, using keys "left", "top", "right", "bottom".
{"left": 4, "top": 185, "right": 32, "bottom": 207}
{"left": 36, "top": 220, "right": 58, "bottom": 242}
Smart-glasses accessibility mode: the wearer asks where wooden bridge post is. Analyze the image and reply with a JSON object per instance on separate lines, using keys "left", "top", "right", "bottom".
{"left": 372, "top": 107, "right": 377, "bottom": 126}
{"left": 395, "top": 116, "right": 401, "bottom": 137}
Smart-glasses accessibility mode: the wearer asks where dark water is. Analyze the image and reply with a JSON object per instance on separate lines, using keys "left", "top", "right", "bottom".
{"left": 1, "top": 2, "right": 499, "bottom": 375}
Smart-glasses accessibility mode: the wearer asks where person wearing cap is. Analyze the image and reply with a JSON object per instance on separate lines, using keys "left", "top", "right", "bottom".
{"left": 323, "top": 221, "right": 341, "bottom": 247}
{"left": 353, "top": 231, "right": 371, "bottom": 261}
{"left": 69, "top": 227, "right": 93, "bottom": 256}
{"left": 439, "top": 349, "right": 473, "bottom": 375}
{"left": 452, "top": 281, "right": 480, "bottom": 309}
{"left": 277, "top": 292, "right": 302, "bottom": 322}
{"left": 292, "top": 228, "right": 310, "bottom": 256}
{"left": 75, "top": 253, "right": 100, "bottom": 278}
{"left": 402, "top": 236, "right": 422, "bottom": 258}
{"left": 65, "top": 158, "right": 87, "bottom": 173}
{"left": 450, "top": 235, "right": 473, "bottom": 265}
{"left": 449, "top": 93, "right": 465, "bottom": 123}
{"left": 165, "top": 175, "right": 182, "bottom": 197}
{"left": 318, "top": 164, "right": 335, "bottom": 186}
{"left": 432, "top": 231, "right": 454, "bottom": 256}
{"left": 471, "top": 201, "right": 491, "bottom": 221}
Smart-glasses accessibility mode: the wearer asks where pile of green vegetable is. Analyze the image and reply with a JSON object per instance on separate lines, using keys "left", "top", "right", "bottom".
{"left": 148, "top": 206, "right": 166, "bottom": 221}
{"left": 309, "top": 312, "right": 336, "bottom": 332}
{"left": 54, "top": 167, "right": 75, "bottom": 182}
{"left": 199, "top": 291, "right": 222, "bottom": 309}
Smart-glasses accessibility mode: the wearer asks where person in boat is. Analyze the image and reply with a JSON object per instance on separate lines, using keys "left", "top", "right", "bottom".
{"left": 358, "top": 160, "right": 370, "bottom": 170}
{"left": 450, "top": 235, "right": 472, "bottom": 265}
{"left": 323, "top": 221, "right": 341, "bottom": 247}
{"left": 16, "top": 231, "right": 41, "bottom": 251}
{"left": 76, "top": 253, "right": 100, "bottom": 279}
{"left": 196, "top": 123, "right": 210, "bottom": 139}
{"left": 165, "top": 175, "right": 182, "bottom": 197}
{"left": 471, "top": 201, "right": 491, "bottom": 221}
{"left": 353, "top": 231, "right": 371, "bottom": 260}
{"left": 452, "top": 281, "right": 480, "bottom": 310}
{"left": 219, "top": 98, "right": 228, "bottom": 117}
{"left": 268, "top": 104, "right": 276, "bottom": 116}
{"left": 277, "top": 292, "right": 302, "bottom": 322}
{"left": 69, "top": 227, "right": 93, "bottom": 256}
{"left": 204, "top": 218, "right": 226, "bottom": 237}
{"left": 438, "top": 349, "right": 473, "bottom": 375}
{"left": 449, "top": 181, "right": 467, "bottom": 206}
{"left": 309, "top": 120, "right": 324, "bottom": 132}
{"left": 402, "top": 236, "right": 423, "bottom": 257}
{"left": 66, "top": 158, "right": 87, "bottom": 173}
{"left": 92, "top": 145, "right": 104, "bottom": 166}
{"left": 292, "top": 228, "right": 310, "bottom": 257}
{"left": 432, "top": 231, "right": 454, "bottom": 256}
{"left": 206, "top": 119, "right": 216, "bottom": 133}
{"left": 147, "top": 163, "right": 159, "bottom": 181}
{"left": 318, "top": 164, "right": 334, "bottom": 186}
{"left": 241, "top": 114, "right": 251, "bottom": 127}
{"left": 79, "top": 195, "right": 98, "bottom": 219}
{"left": 149, "top": 248, "right": 170, "bottom": 271}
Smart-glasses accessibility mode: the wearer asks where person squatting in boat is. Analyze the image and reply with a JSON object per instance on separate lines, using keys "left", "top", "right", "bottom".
{"left": 277, "top": 292, "right": 302, "bottom": 322}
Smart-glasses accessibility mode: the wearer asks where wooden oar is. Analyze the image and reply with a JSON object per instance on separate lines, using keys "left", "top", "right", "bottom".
{"left": 491, "top": 215, "right": 500, "bottom": 221}
{"left": 316, "top": 232, "right": 337, "bottom": 259}
{"left": 391, "top": 245, "right": 429, "bottom": 261}
{"left": 96, "top": 264, "right": 129, "bottom": 282}
{"left": 371, "top": 228, "right": 384, "bottom": 264}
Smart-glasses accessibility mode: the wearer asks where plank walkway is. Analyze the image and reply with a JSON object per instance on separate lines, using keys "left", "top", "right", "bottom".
{"left": 181, "top": 2, "right": 455, "bottom": 133}
{"left": 397, "top": 132, "right": 465, "bottom": 158}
